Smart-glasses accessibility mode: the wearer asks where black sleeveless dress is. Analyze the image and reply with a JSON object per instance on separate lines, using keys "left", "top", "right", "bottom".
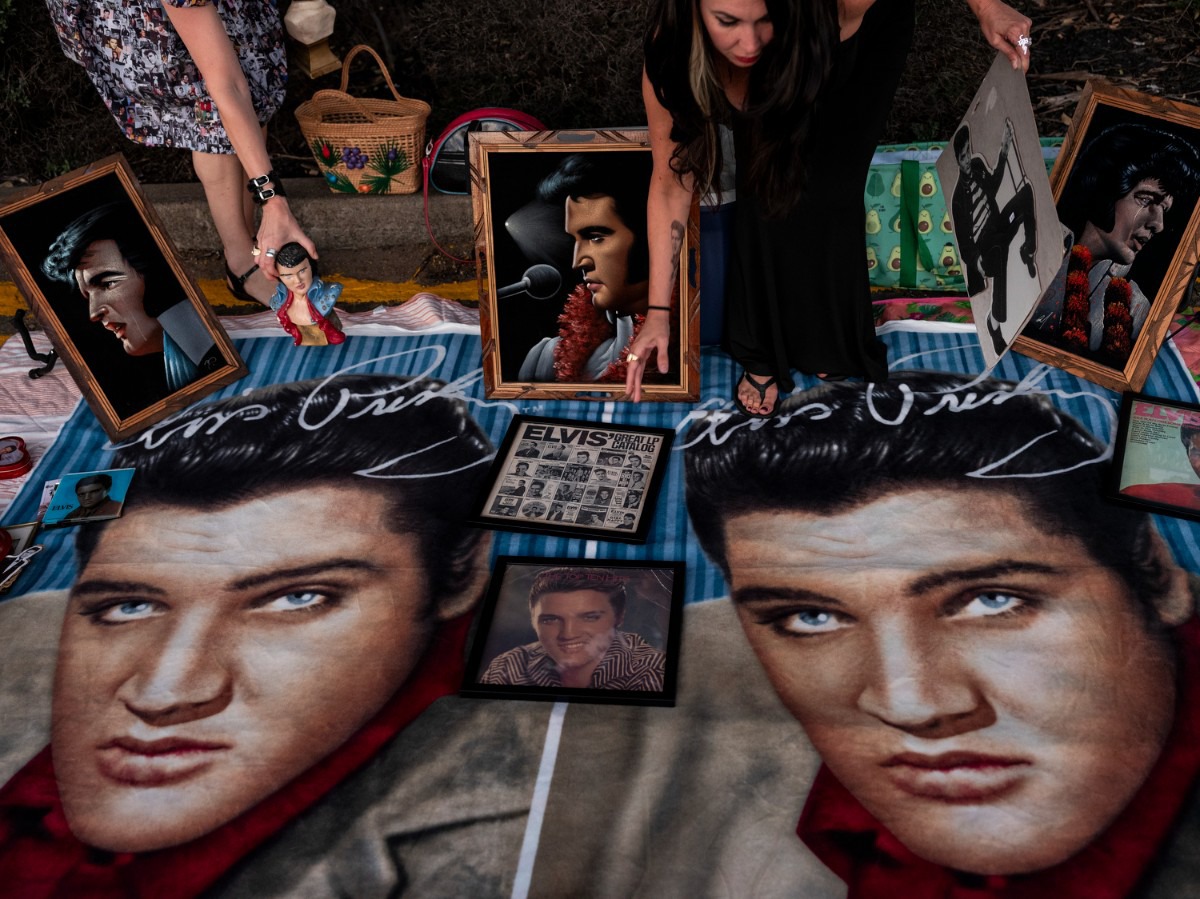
{"left": 725, "top": 0, "right": 916, "bottom": 387}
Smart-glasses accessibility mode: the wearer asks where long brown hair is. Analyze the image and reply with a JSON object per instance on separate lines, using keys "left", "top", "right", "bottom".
{"left": 644, "top": 0, "right": 839, "bottom": 218}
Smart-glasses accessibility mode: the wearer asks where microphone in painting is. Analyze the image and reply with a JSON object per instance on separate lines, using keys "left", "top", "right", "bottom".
{"left": 497, "top": 264, "right": 561, "bottom": 300}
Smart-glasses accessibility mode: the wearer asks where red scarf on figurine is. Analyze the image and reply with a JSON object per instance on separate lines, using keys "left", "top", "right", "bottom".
{"left": 0, "top": 615, "right": 470, "bottom": 898}
{"left": 276, "top": 290, "right": 346, "bottom": 347}
{"left": 551, "top": 285, "right": 677, "bottom": 383}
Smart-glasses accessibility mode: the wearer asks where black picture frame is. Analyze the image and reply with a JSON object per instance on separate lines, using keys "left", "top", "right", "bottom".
{"left": 0, "top": 155, "right": 247, "bottom": 440}
{"left": 467, "top": 415, "right": 674, "bottom": 544}
{"left": 461, "top": 556, "right": 684, "bottom": 707}
{"left": 1107, "top": 391, "right": 1200, "bottom": 523}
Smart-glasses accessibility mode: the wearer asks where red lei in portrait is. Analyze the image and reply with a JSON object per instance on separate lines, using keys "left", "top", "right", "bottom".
{"left": 551, "top": 285, "right": 677, "bottom": 383}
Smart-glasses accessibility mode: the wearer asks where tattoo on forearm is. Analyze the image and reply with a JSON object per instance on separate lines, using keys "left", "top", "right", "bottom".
{"left": 669, "top": 220, "right": 684, "bottom": 286}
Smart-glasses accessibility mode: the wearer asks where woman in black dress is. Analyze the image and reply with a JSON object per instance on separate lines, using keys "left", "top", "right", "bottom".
{"left": 627, "top": 0, "right": 1033, "bottom": 415}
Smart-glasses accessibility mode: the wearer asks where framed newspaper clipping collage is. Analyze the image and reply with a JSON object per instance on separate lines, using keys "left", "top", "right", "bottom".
{"left": 469, "top": 415, "right": 674, "bottom": 544}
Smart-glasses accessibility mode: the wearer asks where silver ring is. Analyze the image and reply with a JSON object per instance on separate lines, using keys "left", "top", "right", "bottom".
{"left": 1016, "top": 34, "right": 1032, "bottom": 50}
{"left": 264, "top": 248, "right": 278, "bottom": 259}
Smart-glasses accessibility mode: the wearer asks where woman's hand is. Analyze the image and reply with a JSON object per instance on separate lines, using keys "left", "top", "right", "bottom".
{"left": 255, "top": 197, "right": 318, "bottom": 280}
{"left": 634, "top": 67, "right": 695, "bottom": 403}
{"left": 969, "top": 0, "right": 1033, "bottom": 71}
{"left": 163, "top": 2, "right": 319, "bottom": 280}
{"left": 624, "top": 311, "right": 671, "bottom": 403}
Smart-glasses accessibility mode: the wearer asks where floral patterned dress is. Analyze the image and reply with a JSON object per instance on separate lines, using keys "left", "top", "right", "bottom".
{"left": 43, "top": 0, "right": 286, "bottom": 155}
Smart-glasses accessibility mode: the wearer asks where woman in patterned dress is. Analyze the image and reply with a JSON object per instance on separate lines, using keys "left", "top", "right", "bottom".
{"left": 43, "top": 0, "right": 316, "bottom": 305}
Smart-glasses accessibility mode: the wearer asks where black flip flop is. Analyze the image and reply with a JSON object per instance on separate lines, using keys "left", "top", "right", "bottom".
{"left": 732, "top": 371, "right": 779, "bottom": 418}
{"left": 225, "top": 262, "right": 261, "bottom": 303}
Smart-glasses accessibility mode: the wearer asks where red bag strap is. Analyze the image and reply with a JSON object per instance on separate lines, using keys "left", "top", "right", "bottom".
{"left": 429, "top": 108, "right": 545, "bottom": 156}
{"left": 423, "top": 158, "right": 472, "bottom": 264}
{"left": 422, "top": 108, "right": 545, "bottom": 263}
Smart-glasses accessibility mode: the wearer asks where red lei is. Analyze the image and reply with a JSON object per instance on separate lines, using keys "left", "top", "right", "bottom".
{"left": 1056, "top": 244, "right": 1133, "bottom": 365}
{"left": 551, "top": 285, "right": 677, "bottom": 383}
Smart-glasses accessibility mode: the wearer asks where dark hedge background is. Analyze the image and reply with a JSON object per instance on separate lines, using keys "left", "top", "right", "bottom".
{"left": 1, "top": 0, "right": 1197, "bottom": 185}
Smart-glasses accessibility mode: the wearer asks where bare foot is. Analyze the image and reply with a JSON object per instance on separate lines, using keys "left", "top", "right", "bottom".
{"left": 736, "top": 372, "right": 778, "bottom": 417}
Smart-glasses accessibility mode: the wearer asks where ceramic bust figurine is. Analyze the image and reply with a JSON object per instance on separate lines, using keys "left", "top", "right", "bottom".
{"left": 270, "top": 242, "right": 346, "bottom": 346}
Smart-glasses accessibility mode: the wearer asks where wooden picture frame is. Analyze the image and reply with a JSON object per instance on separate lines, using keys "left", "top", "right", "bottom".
{"left": 469, "top": 130, "right": 699, "bottom": 401}
{"left": 461, "top": 556, "right": 684, "bottom": 707}
{"left": 1014, "top": 82, "right": 1200, "bottom": 392}
{"left": 0, "top": 155, "right": 247, "bottom": 440}
{"left": 467, "top": 414, "right": 674, "bottom": 544}
{"left": 1106, "top": 392, "right": 1200, "bottom": 523}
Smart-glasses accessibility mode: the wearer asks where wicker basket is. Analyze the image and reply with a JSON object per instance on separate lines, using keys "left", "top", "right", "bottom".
{"left": 295, "top": 45, "right": 430, "bottom": 195}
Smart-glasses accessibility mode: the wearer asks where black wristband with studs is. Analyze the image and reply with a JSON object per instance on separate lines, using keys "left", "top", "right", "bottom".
{"left": 247, "top": 171, "right": 287, "bottom": 205}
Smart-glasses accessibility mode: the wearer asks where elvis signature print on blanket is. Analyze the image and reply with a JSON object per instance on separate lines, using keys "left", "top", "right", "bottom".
{"left": 2, "top": 326, "right": 1200, "bottom": 897}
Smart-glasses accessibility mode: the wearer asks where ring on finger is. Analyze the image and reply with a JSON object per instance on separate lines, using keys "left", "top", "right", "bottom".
{"left": 251, "top": 246, "right": 262, "bottom": 257}
{"left": 264, "top": 248, "right": 278, "bottom": 259}
{"left": 1016, "top": 34, "right": 1032, "bottom": 50}
{"left": 627, "top": 353, "right": 640, "bottom": 362}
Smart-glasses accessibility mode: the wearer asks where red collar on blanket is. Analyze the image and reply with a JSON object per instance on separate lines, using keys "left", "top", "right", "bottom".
{"left": 0, "top": 614, "right": 470, "bottom": 898}
{"left": 797, "top": 617, "right": 1200, "bottom": 899}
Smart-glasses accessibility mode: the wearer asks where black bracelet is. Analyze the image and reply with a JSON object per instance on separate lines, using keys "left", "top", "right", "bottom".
{"left": 247, "top": 170, "right": 287, "bottom": 205}
{"left": 646, "top": 305, "right": 672, "bottom": 312}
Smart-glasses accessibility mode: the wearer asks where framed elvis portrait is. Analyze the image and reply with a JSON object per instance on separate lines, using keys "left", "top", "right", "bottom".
{"left": 1014, "top": 82, "right": 1200, "bottom": 392}
{"left": 1107, "top": 392, "right": 1200, "bottom": 523}
{"left": 468, "top": 415, "right": 674, "bottom": 544}
{"left": 461, "top": 556, "right": 684, "bottom": 707}
{"left": 468, "top": 129, "right": 700, "bottom": 402}
{"left": 0, "top": 155, "right": 247, "bottom": 441}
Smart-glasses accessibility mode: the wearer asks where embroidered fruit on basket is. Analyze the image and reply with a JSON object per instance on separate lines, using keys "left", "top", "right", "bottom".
{"left": 295, "top": 44, "right": 430, "bottom": 195}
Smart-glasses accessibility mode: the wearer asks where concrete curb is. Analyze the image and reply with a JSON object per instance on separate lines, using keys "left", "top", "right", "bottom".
{"left": 0, "top": 178, "right": 476, "bottom": 283}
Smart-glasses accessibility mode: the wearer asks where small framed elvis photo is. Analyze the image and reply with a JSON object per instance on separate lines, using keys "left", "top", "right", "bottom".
{"left": 0, "top": 155, "right": 247, "bottom": 441}
{"left": 468, "top": 415, "right": 674, "bottom": 543}
{"left": 41, "top": 467, "right": 135, "bottom": 528}
{"left": 1014, "top": 82, "right": 1200, "bottom": 392}
{"left": 468, "top": 129, "right": 700, "bottom": 402}
{"left": 1107, "top": 392, "right": 1200, "bottom": 523}
{"left": 461, "top": 557, "right": 684, "bottom": 707}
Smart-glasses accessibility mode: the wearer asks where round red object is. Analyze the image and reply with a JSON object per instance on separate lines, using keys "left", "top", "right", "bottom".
{"left": 0, "top": 436, "right": 32, "bottom": 480}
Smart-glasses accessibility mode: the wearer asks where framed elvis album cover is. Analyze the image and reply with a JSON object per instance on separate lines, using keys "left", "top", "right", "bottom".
{"left": 1108, "top": 392, "right": 1200, "bottom": 523}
